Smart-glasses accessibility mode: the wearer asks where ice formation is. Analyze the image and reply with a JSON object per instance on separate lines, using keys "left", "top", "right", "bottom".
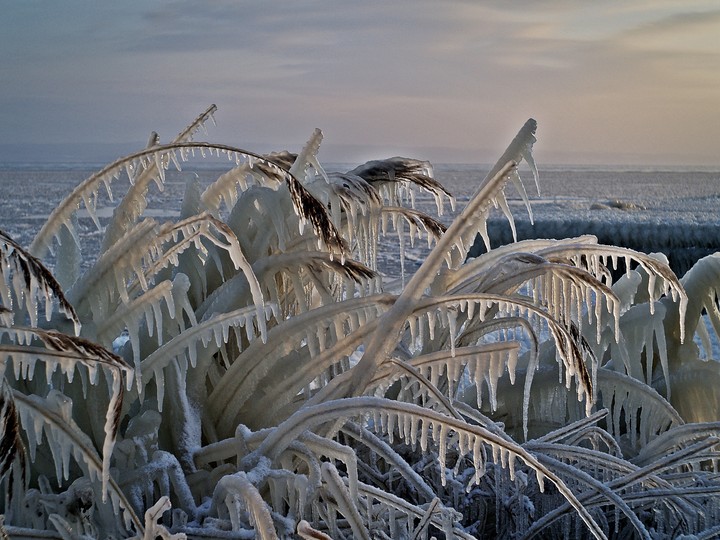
{"left": 3, "top": 109, "right": 720, "bottom": 539}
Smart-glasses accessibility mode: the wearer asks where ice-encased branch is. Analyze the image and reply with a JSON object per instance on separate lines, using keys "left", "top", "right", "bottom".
{"left": 251, "top": 395, "right": 607, "bottom": 539}
{"left": 329, "top": 120, "right": 538, "bottom": 404}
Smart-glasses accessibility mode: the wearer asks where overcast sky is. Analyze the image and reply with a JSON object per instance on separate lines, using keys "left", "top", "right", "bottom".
{"left": 1, "top": 1, "right": 719, "bottom": 165}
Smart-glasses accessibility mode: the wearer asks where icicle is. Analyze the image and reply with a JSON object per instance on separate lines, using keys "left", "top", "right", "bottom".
{"left": 88, "top": 362, "right": 100, "bottom": 386}
{"left": 468, "top": 357, "right": 482, "bottom": 409}
{"left": 125, "top": 163, "right": 135, "bottom": 184}
{"left": 369, "top": 410, "right": 381, "bottom": 435}
{"left": 438, "top": 422, "right": 448, "bottom": 486}
{"left": 447, "top": 308, "right": 457, "bottom": 356}
{"left": 647, "top": 272, "right": 657, "bottom": 315}
{"left": 44, "top": 358, "right": 57, "bottom": 384}
{"left": 408, "top": 415, "right": 420, "bottom": 450}
{"left": 213, "top": 324, "right": 223, "bottom": 348}
{"left": 101, "top": 175, "right": 114, "bottom": 202}
{"left": 491, "top": 442, "right": 502, "bottom": 468}
{"left": 427, "top": 310, "right": 436, "bottom": 341}
{"left": 623, "top": 255, "right": 631, "bottom": 277}
{"left": 80, "top": 191, "right": 101, "bottom": 230}
{"left": 496, "top": 192, "right": 517, "bottom": 242}
{"left": 472, "top": 436, "right": 485, "bottom": 488}
{"left": 563, "top": 279, "right": 572, "bottom": 327}
{"left": 386, "top": 412, "right": 397, "bottom": 444}
{"left": 155, "top": 368, "right": 166, "bottom": 412}
{"left": 507, "top": 453, "right": 516, "bottom": 481}
{"left": 404, "top": 315, "right": 419, "bottom": 345}
{"left": 417, "top": 418, "right": 430, "bottom": 453}
{"left": 507, "top": 347, "right": 518, "bottom": 385}
{"left": 458, "top": 430, "right": 470, "bottom": 457}
{"left": 402, "top": 413, "right": 413, "bottom": 446}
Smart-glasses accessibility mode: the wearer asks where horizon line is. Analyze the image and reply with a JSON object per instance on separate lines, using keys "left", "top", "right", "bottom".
{"left": 0, "top": 141, "right": 718, "bottom": 169}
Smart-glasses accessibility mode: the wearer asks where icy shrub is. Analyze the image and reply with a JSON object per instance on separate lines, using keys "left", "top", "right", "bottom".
{"left": 2, "top": 107, "right": 720, "bottom": 539}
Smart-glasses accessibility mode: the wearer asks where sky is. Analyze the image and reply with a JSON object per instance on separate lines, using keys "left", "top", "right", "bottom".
{"left": 1, "top": 1, "right": 719, "bottom": 166}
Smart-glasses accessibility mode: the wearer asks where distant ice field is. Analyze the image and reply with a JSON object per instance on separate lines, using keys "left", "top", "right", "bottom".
{"left": 460, "top": 164, "right": 720, "bottom": 277}
{"left": 1, "top": 162, "right": 719, "bottom": 277}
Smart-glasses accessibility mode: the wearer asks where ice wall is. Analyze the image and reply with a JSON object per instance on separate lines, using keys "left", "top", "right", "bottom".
{"left": 469, "top": 217, "right": 720, "bottom": 277}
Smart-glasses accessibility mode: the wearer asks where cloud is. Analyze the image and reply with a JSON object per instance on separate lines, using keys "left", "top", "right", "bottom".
{"left": 1, "top": 1, "right": 718, "bottom": 163}
{"left": 618, "top": 9, "right": 720, "bottom": 57}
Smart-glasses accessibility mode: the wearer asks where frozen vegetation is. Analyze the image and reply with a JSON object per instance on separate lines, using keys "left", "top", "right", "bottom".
{"left": 2, "top": 107, "right": 720, "bottom": 538}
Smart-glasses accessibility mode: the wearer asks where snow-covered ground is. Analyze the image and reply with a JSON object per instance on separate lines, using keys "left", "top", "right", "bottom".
{"left": 382, "top": 163, "right": 720, "bottom": 278}
{"left": 1, "top": 162, "right": 719, "bottom": 278}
